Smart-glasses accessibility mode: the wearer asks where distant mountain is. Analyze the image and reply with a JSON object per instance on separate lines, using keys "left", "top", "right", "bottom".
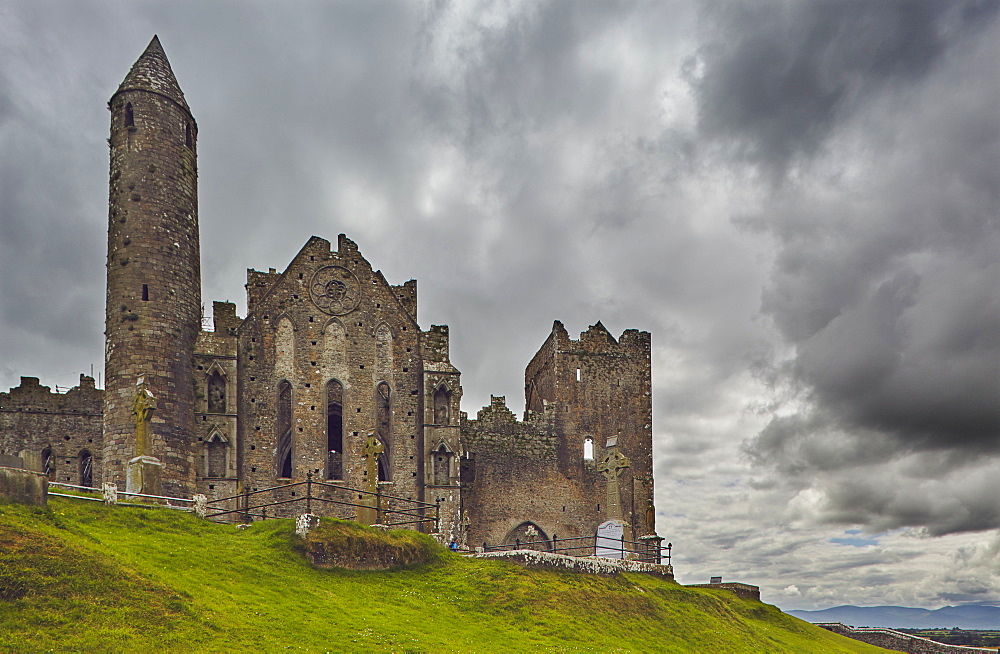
{"left": 787, "top": 604, "right": 1000, "bottom": 630}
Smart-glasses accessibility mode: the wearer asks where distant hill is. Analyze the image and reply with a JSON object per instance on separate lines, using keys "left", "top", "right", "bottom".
{"left": 0, "top": 497, "right": 885, "bottom": 653}
{"left": 788, "top": 604, "right": 1000, "bottom": 629}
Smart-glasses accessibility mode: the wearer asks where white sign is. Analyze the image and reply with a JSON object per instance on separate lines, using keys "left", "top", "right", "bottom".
{"left": 595, "top": 520, "right": 625, "bottom": 559}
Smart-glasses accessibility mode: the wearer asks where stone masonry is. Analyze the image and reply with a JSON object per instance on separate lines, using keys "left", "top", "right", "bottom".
{"left": 0, "top": 36, "right": 662, "bottom": 559}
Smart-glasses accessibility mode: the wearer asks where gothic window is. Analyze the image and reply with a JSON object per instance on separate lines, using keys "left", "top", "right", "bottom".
{"left": 326, "top": 380, "right": 343, "bottom": 480}
{"left": 207, "top": 371, "right": 226, "bottom": 413}
{"left": 323, "top": 319, "right": 346, "bottom": 366}
{"left": 376, "top": 382, "right": 391, "bottom": 481}
{"left": 583, "top": 437, "right": 594, "bottom": 461}
{"left": 41, "top": 447, "right": 54, "bottom": 479}
{"left": 78, "top": 450, "right": 93, "bottom": 488}
{"left": 433, "top": 445, "right": 451, "bottom": 486}
{"left": 206, "top": 434, "right": 227, "bottom": 478}
{"left": 433, "top": 385, "right": 451, "bottom": 425}
{"left": 276, "top": 380, "right": 293, "bottom": 478}
{"left": 125, "top": 103, "right": 134, "bottom": 128}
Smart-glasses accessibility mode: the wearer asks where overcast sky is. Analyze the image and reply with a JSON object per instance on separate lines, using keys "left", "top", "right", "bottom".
{"left": 2, "top": 0, "right": 998, "bottom": 612}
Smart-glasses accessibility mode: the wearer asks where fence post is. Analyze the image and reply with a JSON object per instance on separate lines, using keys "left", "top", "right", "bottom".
{"left": 242, "top": 487, "right": 249, "bottom": 522}
{"left": 306, "top": 471, "right": 312, "bottom": 514}
{"left": 375, "top": 483, "right": 382, "bottom": 525}
{"left": 435, "top": 498, "right": 441, "bottom": 533}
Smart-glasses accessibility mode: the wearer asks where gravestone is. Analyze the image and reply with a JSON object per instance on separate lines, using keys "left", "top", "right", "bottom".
{"left": 595, "top": 519, "right": 625, "bottom": 559}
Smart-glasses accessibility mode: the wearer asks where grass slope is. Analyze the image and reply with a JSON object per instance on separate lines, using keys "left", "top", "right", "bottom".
{"left": 0, "top": 498, "right": 885, "bottom": 653}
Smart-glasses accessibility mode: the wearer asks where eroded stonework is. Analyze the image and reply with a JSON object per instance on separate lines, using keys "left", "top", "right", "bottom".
{"left": 0, "top": 36, "right": 661, "bottom": 556}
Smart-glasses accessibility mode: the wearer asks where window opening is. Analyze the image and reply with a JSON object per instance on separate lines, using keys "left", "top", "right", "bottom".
{"left": 124, "top": 103, "right": 134, "bottom": 128}
{"left": 326, "top": 380, "right": 343, "bottom": 480}
{"left": 207, "top": 371, "right": 226, "bottom": 413}
{"left": 185, "top": 122, "right": 193, "bottom": 148}
{"left": 433, "top": 385, "right": 451, "bottom": 425}
{"left": 576, "top": 367, "right": 581, "bottom": 382}
{"left": 376, "top": 381, "right": 391, "bottom": 480}
{"left": 583, "top": 437, "right": 594, "bottom": 461}
{"left": 433, "top": 445, "right": 450, "bottom": 486}
{"left": 79, "top": 450, "right": 93, "bottom": 487}
{"left": 141, "top": 284, "right": 149, "bottom": 301}
{"left": 207, "top": 435, "right": 227, "bottom": 478}
{"left": 276, "top": 380, "right": 293, "bottom": 478}
{"left": 41, "top": 447, "right": 54, "bottom": 479}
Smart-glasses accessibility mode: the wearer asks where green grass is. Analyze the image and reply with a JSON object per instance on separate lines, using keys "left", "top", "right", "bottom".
{"left": 0, "top": 498, "right": 887, "bottom": 653}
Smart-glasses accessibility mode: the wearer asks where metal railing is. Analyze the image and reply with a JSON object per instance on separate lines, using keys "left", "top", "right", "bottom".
{"left": 481, "top": 535, "right": 672, "bottom": 565}
{"left": 48, "top": 482, "right": 198, "bottom": 511}
{"left": 205, "top": 472, "right": 440, "bottom": 531}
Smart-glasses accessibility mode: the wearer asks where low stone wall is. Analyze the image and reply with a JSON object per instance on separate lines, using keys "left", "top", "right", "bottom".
{"left": 0, "top": 465, "right": 47, "bottom": 506}
{"left": 815, "top": 622, "right": 998, "bottom": 653}
{"left": 474, "top": 549, "right": 674, "bottom": 579}
{"left": 686, "top": 582, "right": 761, "bottom": 601}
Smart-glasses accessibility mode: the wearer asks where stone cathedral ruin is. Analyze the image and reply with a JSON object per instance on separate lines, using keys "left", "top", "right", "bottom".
{"left": 0, "top": 37, "right": 661, "bottom": 555}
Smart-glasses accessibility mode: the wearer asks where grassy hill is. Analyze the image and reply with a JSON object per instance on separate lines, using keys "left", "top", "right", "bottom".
{"left": 0, "top": 498, "right": 885, "bottom": 653}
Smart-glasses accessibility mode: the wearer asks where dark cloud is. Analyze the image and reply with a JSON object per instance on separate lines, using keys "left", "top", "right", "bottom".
{"left": 741, "top": 3, "right": 1000, "bottom": 535}
{"left": 691, "top": 0, "right": 998, "bottom": 179}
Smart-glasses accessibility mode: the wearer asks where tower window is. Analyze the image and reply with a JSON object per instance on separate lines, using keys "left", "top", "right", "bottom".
{"left": 583, "top": 437, "right": 594, "bottom": 461}
{"left": 207, "top": 371, "right": 226, "bottom": 413}
{"left": 125, "top": 103, "right": 134, "bottom": 128}
{"left": 185, "top": 122, "right": 193, "bottom": 148}
{"left": 141, "top": 284, "right": 149, "bottom": 301}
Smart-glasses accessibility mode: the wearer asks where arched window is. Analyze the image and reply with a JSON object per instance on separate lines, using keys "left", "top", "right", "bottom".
{"left": 276, "top": 380, "right": 293, "bottom": 478}
{"left": 206, "top": 434, "right": 227, "bottom": 478}
{"left": 41, "top": 447, "right": 54, "bottom": 479}
{"left": 433, "top": 444, "right": 451, "bottom": 486}
{"left": 433, "top": 385, "right": 451, "bottom": 425}
{"left": 326, "top": 380, "right": 343, "bottom": 480}
{"left": 207, "top": 371, "right": 226, "bottom": 413}
{"left": 275, "top": 317, "right": 294, "bottom": 378}
{"left": 124, "top": 103, "right": 134, "bottom": 128}
{"left": 78, "top": 450, "right": 93, "bottom": 487}
{"left": 583, "top": 437, "right": 594, "bottom": 461}
{"left": 376, "top": 382, "right": 391, "bottom": 481}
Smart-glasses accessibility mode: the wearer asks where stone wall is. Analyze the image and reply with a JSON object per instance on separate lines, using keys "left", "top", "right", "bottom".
{"left": 815, "top": 623, "right": 998, "bottom": 653}
{"left": 0, "top": 376, "right": 102, "bottom": 487}
{"left": 0, "top": 466, "right": 47, "bottom": 506}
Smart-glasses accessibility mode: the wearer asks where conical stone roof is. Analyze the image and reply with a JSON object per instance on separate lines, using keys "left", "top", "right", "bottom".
{"left": 114, "top": 35, "right": 191, "bottom": 114}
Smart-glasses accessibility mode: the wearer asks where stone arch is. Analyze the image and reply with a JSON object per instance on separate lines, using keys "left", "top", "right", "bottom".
{"left": 433, "top": 384, "right": 451, "bottom": 425}
{"left": 504, "top": 521, "right": 551, "bottom": 552}
{"left": 205, "top": 431, "right": 228, "bottom": 478}
{"left": 326, "top": 379, "right": 344, "bottom": 480}
{"left": 321, "top": 317, "right": 347, "bottom": 367}
{"left": 78, "top": 450, "right": 93, "bottom": 487}
{"left": 275, "top": 380, "right": 293, "bottom": 478}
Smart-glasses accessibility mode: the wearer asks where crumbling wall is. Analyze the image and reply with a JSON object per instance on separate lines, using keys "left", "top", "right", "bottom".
{"left": 0, "top": 376, "right": 103, "bottom": 487}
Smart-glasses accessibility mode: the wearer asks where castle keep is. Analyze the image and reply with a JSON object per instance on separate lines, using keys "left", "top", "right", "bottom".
{"left": 0, "top": 37, "right": 660, "bottom": 552}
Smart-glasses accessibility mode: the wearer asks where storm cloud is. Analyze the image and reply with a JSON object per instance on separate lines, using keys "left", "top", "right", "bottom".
{"left": 0, "top": 0, "right": 998, "bottom": 609}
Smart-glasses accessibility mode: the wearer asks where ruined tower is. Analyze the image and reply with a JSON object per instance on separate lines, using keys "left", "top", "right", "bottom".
{"left": 103, "top": 36, "right": 201, "bottom": 497}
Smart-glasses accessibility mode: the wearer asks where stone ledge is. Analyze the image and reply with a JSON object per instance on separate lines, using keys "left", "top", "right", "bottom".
{"left": 686, "top": 582, "right": 761, "bottom": 601}
{"left": 473, "top": 549, "right": 674, "bottom": 579}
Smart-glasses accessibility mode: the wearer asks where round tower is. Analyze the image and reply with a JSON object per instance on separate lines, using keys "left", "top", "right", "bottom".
{"left": 103, "top": 36, "right": 201, "bottom": 497}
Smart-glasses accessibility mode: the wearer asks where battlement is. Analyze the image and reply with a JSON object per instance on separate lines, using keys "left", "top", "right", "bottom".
{"left": 0, "top": 375, "right": 102, "bottom": 413}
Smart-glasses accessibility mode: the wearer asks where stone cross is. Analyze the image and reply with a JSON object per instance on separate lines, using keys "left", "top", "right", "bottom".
{"left": 358, "top": 432, "right": 384, "bottom": 525}
{"left": 598, "top": 446, "right": 630, "bottom": 523}
{"left": 361, "top": 432, "right": 384, "bottom": 493}
{"left": 132, "top": 376, "right": 156, "bottom": 457}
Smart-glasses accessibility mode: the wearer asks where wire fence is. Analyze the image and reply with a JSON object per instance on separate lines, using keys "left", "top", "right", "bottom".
{"left": 204, "top": 472, "right": 440, "bottom": 531}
